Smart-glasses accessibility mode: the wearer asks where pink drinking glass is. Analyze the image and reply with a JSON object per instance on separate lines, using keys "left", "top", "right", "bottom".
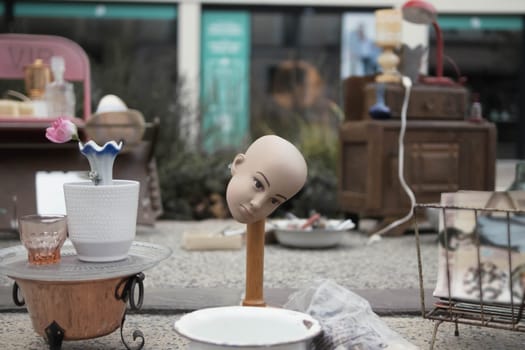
{"left": 18, "top": 214, "right": 67, "bottom": 265}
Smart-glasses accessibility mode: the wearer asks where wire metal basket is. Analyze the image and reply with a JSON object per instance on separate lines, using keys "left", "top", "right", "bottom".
{"left": 413, "top": 202, "right": 525, "bottom": 349}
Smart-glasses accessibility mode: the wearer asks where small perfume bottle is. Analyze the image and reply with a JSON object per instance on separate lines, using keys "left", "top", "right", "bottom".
{"left": 45, "top": 56, "right": 75, "bottom": 118}
{"left": 468, "top": 93, "right": 483, "bottom": 122}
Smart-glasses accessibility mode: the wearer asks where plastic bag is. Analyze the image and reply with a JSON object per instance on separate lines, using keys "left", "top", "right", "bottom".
{"left": 283, "top": 280, "right": 419, "bottom": 350}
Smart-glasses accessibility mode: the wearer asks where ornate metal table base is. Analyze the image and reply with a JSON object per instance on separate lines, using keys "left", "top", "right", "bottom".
{"left": 45, "top": 321, "right": 64, "bottom": 350}
{"left": 13, "top": 273, "right": 147, "bottom": 350}
{"left": 117, "top": 273, "right": 146, "bottom": 350}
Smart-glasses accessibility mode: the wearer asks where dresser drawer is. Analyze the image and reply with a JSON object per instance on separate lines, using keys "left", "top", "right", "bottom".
{"left": 363, "top": 83, "right": 468, "bottom": 120}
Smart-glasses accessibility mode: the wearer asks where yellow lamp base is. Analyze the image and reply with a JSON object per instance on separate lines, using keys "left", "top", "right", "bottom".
{"left": 375, "top": 74, "right": 401, "bottom": 84}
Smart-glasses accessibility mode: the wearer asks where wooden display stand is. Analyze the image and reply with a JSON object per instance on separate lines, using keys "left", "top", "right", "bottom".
{"left": 242, "top": 220, "right": 266, "bottom": 307}
{"left": 338, "top": 81, "right": 496, "bottom": 233}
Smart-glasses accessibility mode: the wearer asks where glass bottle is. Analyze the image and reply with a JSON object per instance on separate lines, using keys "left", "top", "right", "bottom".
{"left": 45, "top": 56, "right": 76, "bottom": 118}
{"left": 468, "top": 93, "right": 483, "bottom": 122}
{"left": 23, "top": 58, "right": 50, "bottom": 118}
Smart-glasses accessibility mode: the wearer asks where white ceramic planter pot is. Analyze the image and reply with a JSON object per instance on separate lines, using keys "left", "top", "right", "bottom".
{"left": 174, "top": 306, "right": 322, "bottom": 350}
{"left": 63, "top": 180, "right": 140, "bottom": 262}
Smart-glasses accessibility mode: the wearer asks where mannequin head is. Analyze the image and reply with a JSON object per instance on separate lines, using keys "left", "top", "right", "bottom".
{"left": 226, "top": 135, "right": 307, "bottom": 224}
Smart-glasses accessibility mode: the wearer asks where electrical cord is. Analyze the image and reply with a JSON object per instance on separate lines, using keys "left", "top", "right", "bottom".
{"left": 367, "top": 76, "right": 415, "bottom": 244}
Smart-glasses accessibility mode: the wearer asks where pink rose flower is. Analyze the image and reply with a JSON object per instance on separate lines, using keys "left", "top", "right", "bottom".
{"left": 45, "top": 117, "right": 79, "bottom": 143}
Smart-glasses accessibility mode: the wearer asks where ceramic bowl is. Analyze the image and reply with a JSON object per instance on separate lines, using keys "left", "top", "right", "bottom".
{"left": 271, "top": 219, "right": 355, "bottom": 248}
{"left": 174, "top": 306, "right": 322, "bottom": 350}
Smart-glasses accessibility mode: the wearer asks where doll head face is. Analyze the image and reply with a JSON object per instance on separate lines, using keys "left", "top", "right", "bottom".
{"left": 226, "top": 135, "right": 307, "bottom": 224}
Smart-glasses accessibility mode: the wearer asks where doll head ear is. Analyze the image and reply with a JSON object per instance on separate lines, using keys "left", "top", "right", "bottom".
{"left": 230, "top": 153, "right": 245, "bottom": 176}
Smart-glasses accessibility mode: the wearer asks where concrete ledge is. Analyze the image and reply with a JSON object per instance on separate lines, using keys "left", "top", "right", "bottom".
{"left": 0, "top": 285, "right": 434, "bottom": 315}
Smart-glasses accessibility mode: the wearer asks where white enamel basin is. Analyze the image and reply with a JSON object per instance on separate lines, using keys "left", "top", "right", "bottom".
{"left": 174, "top": 306, "right": 322, "bottom": 350}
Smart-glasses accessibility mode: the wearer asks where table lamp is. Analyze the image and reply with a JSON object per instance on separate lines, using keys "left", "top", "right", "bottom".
{"left": 401, "top": 0, "right": 455, "bottom": 85}
{"left": 374, "top": 8, "right": 403, "bottom": 83}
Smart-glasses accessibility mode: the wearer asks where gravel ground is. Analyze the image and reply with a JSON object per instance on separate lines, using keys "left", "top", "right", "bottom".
{"left": 0, "top": 219, "right": 439, "bottom": 292}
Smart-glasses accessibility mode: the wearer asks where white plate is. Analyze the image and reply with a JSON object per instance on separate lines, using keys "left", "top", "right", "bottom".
{"left": 271, "top": 219, "right": 354, "bottom": 248}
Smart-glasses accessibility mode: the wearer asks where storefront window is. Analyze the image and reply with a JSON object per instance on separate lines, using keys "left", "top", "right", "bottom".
{"left": 2, "top": 1, "right": 178, "bottom": 122}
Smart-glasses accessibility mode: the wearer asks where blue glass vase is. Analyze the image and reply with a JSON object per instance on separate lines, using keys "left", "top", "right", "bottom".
{"left": 508, "top": 161, "right": 525, "bottom": 191}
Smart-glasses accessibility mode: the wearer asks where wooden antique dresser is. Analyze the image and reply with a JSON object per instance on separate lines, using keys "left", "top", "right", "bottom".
{"left": 338, "top": 79, "right": 496, "bottom": 230}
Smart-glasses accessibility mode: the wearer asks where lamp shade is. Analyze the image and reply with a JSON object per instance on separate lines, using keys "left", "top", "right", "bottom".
{"left": 375, "top": 8, "right": 402, "bottom": 47}
{"left": 402, "top": 0, "right": 437, "bottom": 24}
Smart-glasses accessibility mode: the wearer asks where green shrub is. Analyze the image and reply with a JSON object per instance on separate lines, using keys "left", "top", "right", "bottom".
{"left": 158, "top": 149, "right": 234, "bottom": 220}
